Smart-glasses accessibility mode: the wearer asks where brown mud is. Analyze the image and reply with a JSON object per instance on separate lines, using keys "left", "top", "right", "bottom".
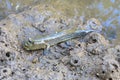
{"left": 0, "top": 5, "right": 120, "bottom": 80}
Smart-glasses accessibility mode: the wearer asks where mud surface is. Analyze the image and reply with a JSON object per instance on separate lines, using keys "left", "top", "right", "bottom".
{"left": 0, "top": 5, "right": 120, "bottom": 80}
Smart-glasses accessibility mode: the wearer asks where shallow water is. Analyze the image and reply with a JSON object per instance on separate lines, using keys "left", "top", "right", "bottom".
{"left": 0, "top": 0, "right": 120, "bottom": 44}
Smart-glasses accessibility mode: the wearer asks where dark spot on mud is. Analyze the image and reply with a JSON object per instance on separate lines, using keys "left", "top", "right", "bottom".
{"left": 111, "top": 70, "right": 114, "bottom": 73}
{"left": 0, "top": 41, "right": 5, "bottom": 43}
{"left": 112, "top": 64, "right": 118, "bottom": 70}
{"left": 73, "top": 60, "right": 78, "bottom": 64}
{"left": 0, "top": 59, "right": 4, "bottom": 62}
{"left": 102, "top": 71, "right": 105, "bottom": 74}
{"left": 92, "top": 21, "right": 96, "bottom": 24}
{"left": 109, "top": 78, "right": 112, "bottom": 80}
{"left": 3, "top": 23, "right": 6, "bottom": 26}
{"left": 6, "top": 52, "right": 11, "bottom": 57}
{"left": 89, "top": 36, "right": 97, "bottom": 43}
{"left": 16, "top": 35, "right": 18, "bottom": 38}
{"left": 92, "top": 39, "right": 97, "bottom": 43}
{"left": 55, "top": 20, "right": 57, "bottom": 23}
{"left": 78, "top": 44, "right": 81, "bottom": 47}
{"left": 95, "top": 73, "right": 100, "bottom": 78}
{"left": 3, "top": 69, "right": 7, "bottom": 73}
{"left": 117, "top": 49, "right": 120, "bottom": 52}
{"left": 5, "top": 44, "right": 8, "bottom": 47}
{"left": 59, "top": 26, "right": 63, "bottom": 29}
{"left": 68, "top": 47, "right": 74, "bottom": 51}
{"left": 23, "top": 69, "right": 26, "bottom": 71}
{"left": 9, "top": 58, "right": 12, "bottom": 61}
{"left": 11, "top": 72, "right": 14, "bottom": 75}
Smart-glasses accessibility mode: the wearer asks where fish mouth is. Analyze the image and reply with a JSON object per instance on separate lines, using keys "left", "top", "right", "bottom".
{"left": 23, "top": 46, "right": 30, "bottom": 50}
{"left": 23, "top": 44, "right": 30, "bottom": 50}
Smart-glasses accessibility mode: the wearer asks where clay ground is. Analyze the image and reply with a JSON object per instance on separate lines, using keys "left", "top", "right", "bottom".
{"left": 0, "top": 5, "right": 120, "bottom": 80}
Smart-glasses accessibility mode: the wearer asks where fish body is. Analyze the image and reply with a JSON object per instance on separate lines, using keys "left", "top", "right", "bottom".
{"left": 23, "top": 29, "right": 93, "bottom": 50}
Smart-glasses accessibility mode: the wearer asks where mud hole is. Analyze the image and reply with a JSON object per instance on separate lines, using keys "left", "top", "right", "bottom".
{"left": 0, "top": 5, "right": 120, "bottom": 80}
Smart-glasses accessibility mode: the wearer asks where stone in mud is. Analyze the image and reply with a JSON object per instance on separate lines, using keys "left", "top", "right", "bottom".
{"left": 84, "top": 32, "right": 109, "bottom": 55}
{"left": 0, "top": 67, "right": 12, "bottom": 76}
{"left": 84, "top": 32, "right": 109, "bottom": 45}
{"left": 86, "top": 18, "right": 103, "bottom": 31}
{"left": 69, "top": 47, "right": 87, "bottom": 68}
{"left": 70, "top": 55, "right": 81, "bottom": 67}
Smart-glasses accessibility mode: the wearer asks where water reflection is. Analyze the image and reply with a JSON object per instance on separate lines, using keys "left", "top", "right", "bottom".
{"left": 0, "top": 0, "right": 120, "bottom": 44}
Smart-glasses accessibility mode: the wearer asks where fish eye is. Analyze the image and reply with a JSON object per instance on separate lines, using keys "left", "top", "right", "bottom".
{"left": 28, "top": 38, "right": 32, "bottom": 42}
{"left": 28, "top": 38, "right": 34, "bottom": 44}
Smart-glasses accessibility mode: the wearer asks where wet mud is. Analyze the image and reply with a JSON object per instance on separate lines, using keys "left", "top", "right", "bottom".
{"left": 0, "top": 5, "right": 120, "bottom": 80}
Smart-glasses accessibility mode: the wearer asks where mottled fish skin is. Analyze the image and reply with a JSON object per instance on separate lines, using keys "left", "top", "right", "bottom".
{"left": 23, "top": 18, "right": 102, "bottom": 50}
{"left": 23, "top": 30, "right": 95, "bottom": 50}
